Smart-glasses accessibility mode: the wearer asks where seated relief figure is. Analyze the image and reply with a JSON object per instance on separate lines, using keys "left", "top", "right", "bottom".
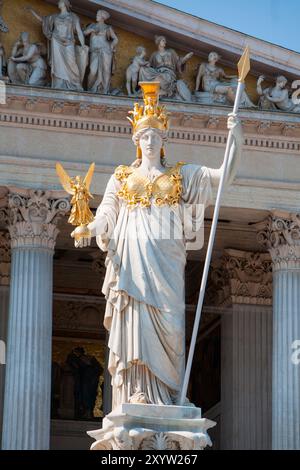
{"left": 74, "top": 82, "right": 243, "bottom": 408}
{"left": 139, "top": 35, "right": 194, "bottom": 101}
{"left": 257, "top": 75, "right": 300, "bottom": 113}
{"left": 84, "top": 10, "right": 118, "bottom": 94}
{"left": 27, "top": 0, "right": 88, "bottom": 91}
{"left": 195, "top": 51, "right": 255, "bottom": 108}
{"left": 8, "top": 32, "right": 47, "bottom": 86}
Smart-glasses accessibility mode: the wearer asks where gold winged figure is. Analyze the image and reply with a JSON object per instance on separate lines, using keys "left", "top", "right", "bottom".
{"left": 56, "top": 162, "right": 95, "bottom": 244}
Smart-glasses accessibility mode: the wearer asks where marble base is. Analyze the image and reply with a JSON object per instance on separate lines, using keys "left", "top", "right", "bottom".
{"left": 87, "top": 404, "right": 216, "bottom": 450}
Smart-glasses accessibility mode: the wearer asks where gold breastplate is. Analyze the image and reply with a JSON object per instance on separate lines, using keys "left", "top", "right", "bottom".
{"left": 114, "top": 162, "right": 186, "bottom": 208}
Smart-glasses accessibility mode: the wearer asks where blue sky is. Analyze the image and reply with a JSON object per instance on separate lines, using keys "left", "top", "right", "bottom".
{"left": 157, "top": 0, "right": 299, "bottom": 52}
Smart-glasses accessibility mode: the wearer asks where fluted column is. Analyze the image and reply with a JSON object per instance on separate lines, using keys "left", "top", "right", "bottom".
{"left": 2, "top": 190, "right": 69, "bottom": 450}
{"left": 0, "top": 230, "right": 10, "bottom": 446}
{"left": 258, "top": 211, "right": 300, "bottom": 450}
{"left": 212, "top": 249, "right": 273, "bottom": 449}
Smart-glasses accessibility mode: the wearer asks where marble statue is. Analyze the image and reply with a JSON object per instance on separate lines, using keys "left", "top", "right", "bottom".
{"left": 26, "top": 0, "right": 88, "bottom": 91}
{"left": 139, "top": 35, "right": 193, "bottom": 101}
{"left": 126, "top": 46, "right": 149, "bottom": 96}
{"left": 84, "top": 10, "right": 118, "bottom": 94}
{"left": 72, "top": 82, "right": 243, "bottom": 410}
{"left": 58, "top": 81, "right": 246, "bottom": 448}
{"left": 195, "top": 51, "right": 255, "bottom": 108}
{"left": 8, "top": 32, "right": 47, "bottom": 86}
{"left": 257, "top": 75, "right": 300, "bottom": 113}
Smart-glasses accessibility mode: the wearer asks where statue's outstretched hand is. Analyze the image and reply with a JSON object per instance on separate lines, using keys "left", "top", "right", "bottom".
{"left": 70, "top": 217, "right": 107, "bottom": 248}
{"left": 71, "top": 225, "right": 92, "bottom": 249}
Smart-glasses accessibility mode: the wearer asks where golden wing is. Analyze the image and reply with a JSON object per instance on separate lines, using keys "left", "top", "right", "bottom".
{"left": 56, "top": 163, "right": 75, "bottom": 195}
{"left": 83, "top": 162, "right": 95, "bottom": 191}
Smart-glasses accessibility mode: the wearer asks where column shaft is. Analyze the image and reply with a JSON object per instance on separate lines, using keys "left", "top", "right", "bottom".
{"left": 2, "top": 247, "right": 53, "bottom": 449}
{"left": 272, "top": 269, "right": 300, "bottom": 449}
{"left": 0, "top": 286, "right": 9, "bottom": 445}
{"left": 257, "top": 211, "right": 300, "bottom": 449}
{"left": 213, "top": 249, "right": 273, "bottom": 450}
{"left": 221, "top": 305, "right": 272, "bottom": 449}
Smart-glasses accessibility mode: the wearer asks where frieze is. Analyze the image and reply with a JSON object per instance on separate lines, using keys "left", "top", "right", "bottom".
{"left": 1, "top": 86, "right": 300, "bottom": 153}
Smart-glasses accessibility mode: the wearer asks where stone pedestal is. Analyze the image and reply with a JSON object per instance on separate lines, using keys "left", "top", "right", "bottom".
{"left": 211, "top": 249, "right": 273, "bottom": 449}
{"left": 0, "top": 231, "right": 10, "bottom": 446}
{"left": 88, "top": 404, "right": 216, "bottom": 450}
{"left": 258, "top": 211, "right": 300, "bottom": 450}
{"left": 1, "top": 190, "right": 69, "bottom": 450}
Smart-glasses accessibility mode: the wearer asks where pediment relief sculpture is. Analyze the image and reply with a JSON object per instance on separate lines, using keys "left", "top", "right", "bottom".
{"left": 194, "top": 51, "right": 256, "bottom": 108}
{"left": 27, "top": 0, "right": 88, "bottom": 91}
{"left": 7, "top": 32, "right": 47, "bottom": 86}
{"left": 257, "top": 75, "right": 300, "bottom": 113}
{"left": 1, "top": 0, "right": 299, "bottom": 113}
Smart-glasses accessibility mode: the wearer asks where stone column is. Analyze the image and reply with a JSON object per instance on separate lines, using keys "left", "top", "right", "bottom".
{"left": 2, "top": 190, "right": 69, "bottom": 450}
{"left": 0, "top": 230, "right": 10, "bottom": 446}
{"left": 258, "top": 211, "right": 300, "bottom": 450}
{"left": 212, "top": 249, "right": 273, "bottom": 449}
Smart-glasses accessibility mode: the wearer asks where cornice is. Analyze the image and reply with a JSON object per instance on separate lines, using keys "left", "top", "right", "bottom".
{"left": 1, "top": 86, "right": 300, "bottom": 154}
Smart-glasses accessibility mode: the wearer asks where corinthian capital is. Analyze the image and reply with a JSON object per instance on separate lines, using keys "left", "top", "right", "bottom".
{"left": 7, "top": 190, "right": 70, "bottom": 250}
{"left": 257, "top": 211, "right": 300, "bottom": 271}
{"left": 209, "top": 249, "right": 272, "bottom": 306}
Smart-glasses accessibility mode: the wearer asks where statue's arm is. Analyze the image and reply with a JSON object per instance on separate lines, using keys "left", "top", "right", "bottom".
{"left": 75, "top": 16, "right": 85, "bottom": 47}
{"left": 195, "top": 63, "right": 205, "bottom": 91}
{"left": 87, "top": 174, "right": 120, "bottom": 239}
{"left": 11, "top": 44, "right": 36, "bottom": 62}
{"left": 26, "top": 7, "right": 43, "bottom": 23}
{"left": 84, "top": 24, "right": 94, "bottom": 36}
{"left": 108, "top": 27, "right": 118, "bottom": 51}
{"left": 257, "top": 76, "right": 266, "bottom": 96}
{"left": 11, "top": 41, "right": 21, "bottom": 58}
{"left": 208, "top": 114, "right": 243, "bottom": 188}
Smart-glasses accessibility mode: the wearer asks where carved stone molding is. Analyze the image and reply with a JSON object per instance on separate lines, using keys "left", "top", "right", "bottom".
{"left": 257, "top": 211, "right": 300, "bottom": 271}
{"left": 53, "top": 299, "right": 104, "bottom": 335}
{"left": 0, "top": 231, "right": 10, "bottom": 286}
{"left": 7, "top": 190, "right": 70, "bottom": 250}
{"left": 3, "top": 86, "right": 300, "bottom": 154}
{"left": 209, "top": 249, "right": 272, "bottom": 306}
{"left": 88, "top": 404, "right": 215, "bottom": 451}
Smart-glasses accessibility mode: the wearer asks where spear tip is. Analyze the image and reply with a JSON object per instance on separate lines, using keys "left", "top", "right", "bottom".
{"left": 238, "top": 46, "right": 251, "bottom": 83}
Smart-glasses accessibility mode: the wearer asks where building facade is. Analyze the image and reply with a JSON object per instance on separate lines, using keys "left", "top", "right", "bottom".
{"left": 0, "top": 0, "right": 300, "bottom": 450}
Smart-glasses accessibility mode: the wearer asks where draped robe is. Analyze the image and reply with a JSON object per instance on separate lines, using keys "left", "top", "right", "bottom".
{"left": 95, "top": 164, "right": 213, "bottom": 408}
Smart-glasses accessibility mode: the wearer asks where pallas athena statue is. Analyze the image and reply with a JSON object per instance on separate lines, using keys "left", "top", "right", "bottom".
{"left": 73, "top": 82, "right": 243, "bottom": 409}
